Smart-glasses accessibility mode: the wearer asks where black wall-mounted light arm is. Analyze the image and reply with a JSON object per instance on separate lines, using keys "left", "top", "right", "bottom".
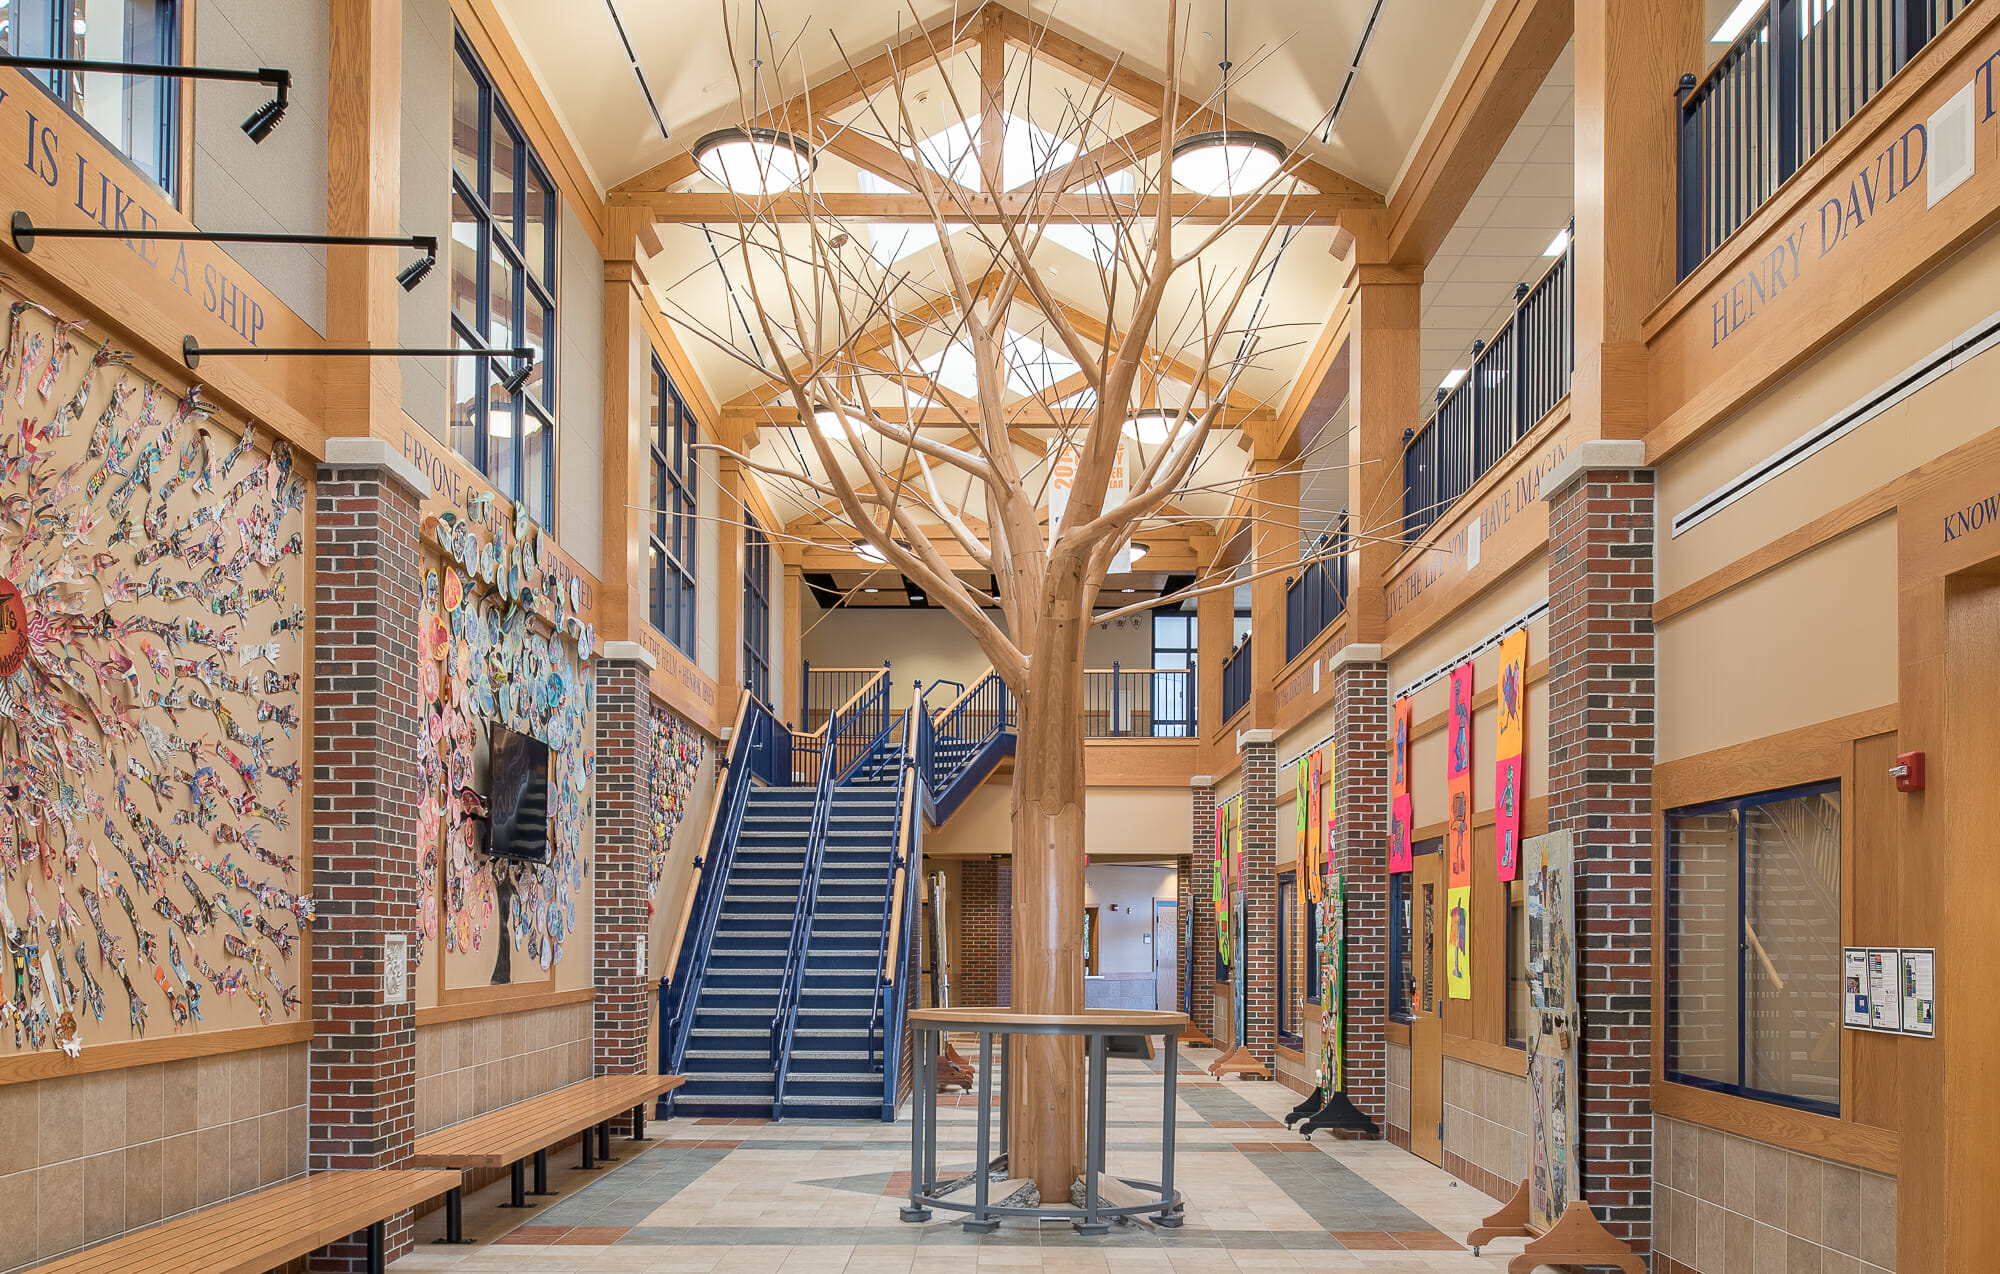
{"left": 0, "top": 57, "right": 290, "bottom": 141}
{"left": 182, "top": 337, "right": 537, "bottom": 394}
{"left": 12, "top": 213, "right": 438, "bottom": 290}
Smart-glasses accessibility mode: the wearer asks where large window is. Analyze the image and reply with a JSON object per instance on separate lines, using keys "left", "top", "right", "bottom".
{"left": 648, "top": 357, "right": 698, "bottom": 651}
{"left": 1277, "top": 873, "right": 1299, "bottom": 1042}
{"left": 742, "top": 516, "right": 771, "bottom": 703}
{"left": 1667, "top": 781, "right": 1842, "bottom": 1115}
{"left": 1149, "top": 610, "right": 1195, "bottom": 737}
{"left": 1390, "top": 868, "right": 1415, "bottom": 1021}
{"left": 7, "top": 1, "right": 178, "bottom": 194}
{"left": 450, "top": 34, "right": 557, "bottom": 524}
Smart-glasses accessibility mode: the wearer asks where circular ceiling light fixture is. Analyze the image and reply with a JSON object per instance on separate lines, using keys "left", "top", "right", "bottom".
{"left": 853, "top": 541, "right": 887, "bottom": 564}
{"left": 1127, "top": 541, "right": 1150, "bottom": 563}
{"left": 1123, "top": 408, "right": 1205, "bottom": 447}
{"left": 1171, "top": 130, "right": 1286, "bottom": 197}
{"left": 1171, "top": 0, "right": 1287, "bottom": 198}
{"left": 809, "top": 403, "right": 854, "bottom": 438}
{"left": 693, "top": 126, "right": 815, "bottom": 195}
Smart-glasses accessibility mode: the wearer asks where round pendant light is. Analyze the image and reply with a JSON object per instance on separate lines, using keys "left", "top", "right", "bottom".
{"left": 1170, "top": 130, "right": 1286, "bottom": 197}
{"left": 1122, "top": 409, "right": 1180, "bottom": 446}
{"left": 808, "top": 402, "right": 871, "bottom": 439}
{"left": 693, "top": 126, "right": 814, "bottom": 195}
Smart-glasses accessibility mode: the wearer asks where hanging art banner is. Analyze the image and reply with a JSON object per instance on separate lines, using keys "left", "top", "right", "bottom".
{"left": 1390, "top": 697, "right": 1414, "bottom": 872}
{"left": 1525, "top": 829, "right": 1580, "bottom": 1234}
{"left": 1295, "top": 756, "right": 1312, "bottom": 896}
{"left": 1307, "top": 748, "right": 1325, "bottom": 902}
{"left": 1446, "top": 663, "right": 1474, "bottom": 999}
{"left": 1318, "top": 871, "right": 1346, "bottom": 1096}
{"left": 1495, "top": 629, "right": 1528, "bottom": 882}
{"left": 1213, "top": 801, "right": 1227, "bottom": 963}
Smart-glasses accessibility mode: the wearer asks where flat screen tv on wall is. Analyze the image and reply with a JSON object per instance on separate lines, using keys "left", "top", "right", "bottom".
{"left": 487, "top": 724, "right": 551, "bottom": 862}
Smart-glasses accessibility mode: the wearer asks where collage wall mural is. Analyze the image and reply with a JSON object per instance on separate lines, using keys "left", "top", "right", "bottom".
{"left": 645, "top": 708, "right": 705, "bottom": 902}
{"left": 0, "top": 290, "right": 308, "bottom": 1055}
{"left": 413, "top": 494, "right": 597, "bottom": 990}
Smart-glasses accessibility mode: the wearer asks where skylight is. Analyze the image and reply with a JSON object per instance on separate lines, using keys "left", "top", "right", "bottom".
{"left": 915, "top": 113, "right": 1077, "bottom": 192}
{"left": 916, "top": 329, "right": 1081, "bottom": 400}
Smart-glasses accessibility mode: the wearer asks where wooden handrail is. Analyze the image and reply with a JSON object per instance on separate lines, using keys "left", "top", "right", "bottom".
{"left": 665, "top": 689, "right": 751, "bottom": 985}
{"left": 932, "top": 666, "right": 995, "bottom": 722}
{"left": 883, "top": 765, "right": 916, "bottom": 984}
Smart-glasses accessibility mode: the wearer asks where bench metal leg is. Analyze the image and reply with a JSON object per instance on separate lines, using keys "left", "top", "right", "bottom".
{"left": 432, "top": 1185, "right": 475, "bottom": 1244}
{"left": 597, "top": 1119, "right": 616, "bottom": 1162}
{"left": 631, "top": 1102, "right": 650, "bottom": 1141}
{"left": 531, "top": 1148, "right": 552, "bottom": 1196}
{"left": 498, "top": 1158, "right": 536, "bottom": 1208}
{"left": 580, "top": 1130, "right": 597, "bottom": 1170}
{"left": 365, "top": 1220, "right": 385, "bottom": 1274}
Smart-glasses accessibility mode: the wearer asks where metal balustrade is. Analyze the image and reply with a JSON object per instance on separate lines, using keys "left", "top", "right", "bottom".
{"left": 801, "top": 662, "right": 884, "bottom": 732}
{"left": 1220, "top": 640, "right": 1252, "bottom": 725}
{"left": 1677, "top": 0, "right": 1970, "bottom": 275}
{"left": 1403, "top": 230, "right": 1574, "bottom": 543}
{"left": 1081, "top": 665, "right": 1197, "bottom": 738}
{"left": 1285, "top": 520, "right": 1350, "bottom": 663}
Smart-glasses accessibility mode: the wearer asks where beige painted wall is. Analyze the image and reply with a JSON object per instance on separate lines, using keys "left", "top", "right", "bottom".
{"left": 924, "top": 781, "right": 1191, "bottom": 860}
{"left": 1658, "top": 517, "right": 1899, "bottom": 763}
{"left": 1084, "top": 865, "right": 1178, "bottom": 976}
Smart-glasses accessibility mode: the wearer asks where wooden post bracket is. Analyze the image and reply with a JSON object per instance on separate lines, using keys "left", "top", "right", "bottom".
{"left": 1465, "top": 1181, "right": 1645, "bottom": 1273}
{"left": 1206, "top": 1044, "right": 1272, "bottom": 1080}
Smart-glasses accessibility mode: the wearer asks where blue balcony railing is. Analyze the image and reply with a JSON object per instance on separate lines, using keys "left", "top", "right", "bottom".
{"left": 1676, "top": 0, "right": 1970, "bottom": 275}
{"left": 1285, "top": 520, "right": 1350, "bottom": 663}
{"left": 1220, "top": 640, "right": 1252, "bottom": 724}
{"left": 1404, "top": 230, "right": 1574, "bottom": 542}
{"left": 1082, "top": 664, "right": 1196, "bottom": 737}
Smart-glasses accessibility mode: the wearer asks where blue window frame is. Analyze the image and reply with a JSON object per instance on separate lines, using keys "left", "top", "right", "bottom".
{"left": 1667, "top": 780, "right": 1842, "bottom": 1116}
{"left": 1277, "top": 871, "right": 1299, "bottom": 1043}
{"left": 1389, "top": 839, "right": 1440, "bottom": 1021}
{"left": 742, "top": 515, "right": 771, "bottom": 703}
{"left": 648, "top": 356, "right": 697, "bottom": 651}
{"left": 450, "top": 32, "right": 557, "bottom": 525}
{"left": 1304, "top": 892, "right": 1321, "bottom": 1006}
{"left": 7, "top": 1, "right": 179, "bottom": 196}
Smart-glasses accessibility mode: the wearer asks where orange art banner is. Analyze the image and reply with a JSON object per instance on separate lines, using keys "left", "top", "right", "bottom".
{"left": 1495, "top": 629, "right": 1528, "bottom": 881}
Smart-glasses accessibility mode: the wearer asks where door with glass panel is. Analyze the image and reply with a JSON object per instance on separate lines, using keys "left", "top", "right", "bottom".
{"left": 1408, "top": 843, "right": 1445, "bottom": 1164}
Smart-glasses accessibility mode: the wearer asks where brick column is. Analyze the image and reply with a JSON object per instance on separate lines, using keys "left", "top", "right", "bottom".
{"left": 310, "top": 441, "right": 428, "bottom": 1271}
{"left": 594, "top": 644, "right": 658, "bottom": 1073}
{"left": 1238, "top": 732, "right": 1278, "bottom": 1070}
{"left": 1186, "top": 781, "right": 1216, "bottom": 1040}
{"left": 1330, "top": 644, "right": 1389, "bottom": 1130}
{"left": 1544, "top": 441, "right": 1655, "bottom": 1254}
{"left": 959, "top": 859, "right": 1002, "bottom": 1006}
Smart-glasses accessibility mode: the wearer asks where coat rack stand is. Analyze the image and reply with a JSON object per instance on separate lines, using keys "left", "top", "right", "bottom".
{"left": 1466, "top": 1182, "right": 1644, "bottom": 1273}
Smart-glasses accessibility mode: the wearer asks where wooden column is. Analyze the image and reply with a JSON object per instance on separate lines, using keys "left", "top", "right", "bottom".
{"left": 325, "top": 0, "right": 401, "bottom": 438}
{"left": 715, "top": 456, "right": 747, "bottom": 694}
{"left": 1570, "top": 0, "right": 1699, "bottom": 442}
{"left": 1248, "top": 457, "right": 1300, "bottom": 726}
{"left": 782, "top": 563, "right": 805, "bottom": 725}
{"left": 1342, "top": 237, "right": 1421, "bottom": 644}
{"left": 1198, "top": 580, "right": 1232, "bottom": 749}
{"left": 601, "top": 239, "right": 653, "bottom": 644}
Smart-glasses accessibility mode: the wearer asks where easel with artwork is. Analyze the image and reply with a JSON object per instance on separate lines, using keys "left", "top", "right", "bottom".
{"left": 1207, "top": 796, "right": 1269, "bottom": 1079}
{"left": 1466, "top": 830, "right": 1641, "bottom": 1272}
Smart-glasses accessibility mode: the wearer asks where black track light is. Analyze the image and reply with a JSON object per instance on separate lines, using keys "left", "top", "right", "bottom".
{"left": 0, "top": 57, "right": 292, "bottom": 142}
{"left": 397, "top": 239, "right": 439, "bottom": 291}
{"left": 13, "top": 214, "right": 440, "bottom": 291}
{"left": 241, "top": 93, "right": 288, "bottom": 143}
{"left": 182, "top": 338, "right": 535, "bottom": 390}
{"left": 498, "top": 356, "right": 537, "bottom": 396}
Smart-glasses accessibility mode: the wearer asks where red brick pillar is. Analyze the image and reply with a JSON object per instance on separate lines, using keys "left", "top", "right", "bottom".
{"left": 1330, "top": 644, "right": 1388, "bottom": 1130}
{"left": 309, "top": 441, "right": 428, "bottom": 1271}
{"left": 1545, "top": 442, "right": 1655, "bottom": 1254}
{"left": 594, "top": 643, "right": 658, "bottom": 1074}
{"left": 1186, "top": 781, "right": 1216, "bottom": 1040}
{"left": 959, "top": 859, "right": 1000, "bottom": 1006}
{"left": 1238, "top": 731, "right": 1278, "bottom": 1070}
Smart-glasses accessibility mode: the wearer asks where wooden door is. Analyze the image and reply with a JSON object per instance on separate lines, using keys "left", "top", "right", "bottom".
{"left": 1409, "top": 849, "right": 1445, "bottom": 1165}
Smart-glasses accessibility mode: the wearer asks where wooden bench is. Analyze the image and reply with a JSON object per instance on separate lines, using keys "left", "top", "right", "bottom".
{"left": 31, "top": 1167, "right": 461, "bottom": 1274}
{"left": 410, "top": 1071, "right": 686, "bottom": 1241}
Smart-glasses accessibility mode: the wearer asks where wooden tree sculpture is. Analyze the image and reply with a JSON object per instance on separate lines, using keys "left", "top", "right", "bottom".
{"left": 664, "top": 1, "right": 1358, "bottom": 1196}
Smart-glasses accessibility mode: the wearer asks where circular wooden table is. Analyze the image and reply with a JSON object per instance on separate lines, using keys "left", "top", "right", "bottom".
{"left": 901, "top": 1006, "right": 1190, "bottom": 1234}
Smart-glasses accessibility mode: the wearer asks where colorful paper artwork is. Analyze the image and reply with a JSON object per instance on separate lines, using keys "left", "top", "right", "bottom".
{"left": 1495, "top": 630, "right": 1528, "bottom": 882}
{"left": 0, "top": 295, "right": 307, "bottom": 1055}
{"left": 1446, "top": 663, "right": 1473, "bottom": 1000}
{"left": 645, "top": 710, "right": 705, "bottom": 900}
{"left": 414, "top": 496, "right": 597, "bottom": 981}
{"left": 1212, "top": 802, "right": 1226, "bottom": 963}
{"left": 1390, "top": 697, "right": 1413, "bottom": 873}
{"left": 1307, "top": 748, "right": 1325, "bottom": 903}
{"left": 1317, "top": 871, "right": 1345, "bottom": 1097}
{"left": 1524, "top": 829, "right": 1579, "bottom": 1233}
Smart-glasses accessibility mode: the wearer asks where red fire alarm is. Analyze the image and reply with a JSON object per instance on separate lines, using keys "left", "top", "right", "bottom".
{"left": 1891, "top": 752, "right": 1925, "bottom": 793}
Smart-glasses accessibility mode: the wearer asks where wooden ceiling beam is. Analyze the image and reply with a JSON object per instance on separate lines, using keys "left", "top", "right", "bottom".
{"left": 610, "top": 190, "right": 1362, "bottom": 224}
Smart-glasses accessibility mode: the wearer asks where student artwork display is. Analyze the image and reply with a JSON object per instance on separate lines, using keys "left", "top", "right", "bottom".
{"left": 1317, "top": 871, "right": 1345, "bottom": 1096}
{"left": 0, "top": 295, "right": 308, "bottom": 1055}
{"left": 1524, "top": 829, "right": 1579, "bottom": 1234}
{"left": 1495, "top": 629, "right": 1527, "bottom": 882}
{"left": 645, "top": 710, "right": 705, "bottom": 900}
{"left": 1212, "top": 797, "right": 1230, "bottom": 964}
{"left": 1446, "top": 662, "right": 1473, "bottom": 1000}
{"left": 1390, "top": 697, "right": 1413, "bottom": 873}
{"left": 1843, "top": 946, "right": 1936, "bottom": 1036}
{"left": 412, "top": 496, "right": 596, "bottom": 979}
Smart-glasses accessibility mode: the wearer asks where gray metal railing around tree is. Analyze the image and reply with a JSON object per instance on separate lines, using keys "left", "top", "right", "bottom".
{"left": 1676, "top": 0, "right": 1970, "bottom": 276}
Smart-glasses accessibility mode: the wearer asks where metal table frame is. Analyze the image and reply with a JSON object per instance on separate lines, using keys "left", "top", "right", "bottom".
{"left": 899, "top": 1009, "right": 1186, "bottom": 1234}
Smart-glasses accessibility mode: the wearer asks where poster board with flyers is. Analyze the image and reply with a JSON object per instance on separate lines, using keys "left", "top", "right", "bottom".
{"left": 1841, "top": 946, "right": 1935, "bottom": 1037}
{"left": 1524, "top": 829, "right": 1579, "bottom": 1234}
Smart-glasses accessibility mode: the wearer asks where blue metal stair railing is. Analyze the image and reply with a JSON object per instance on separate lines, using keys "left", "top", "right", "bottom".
{"left": 921, "top": 669, "right": 1014, "bottom": 823}
{"left": 660, "top": 692, "right": 788, "bottom": 1091}
{"left": 875, "top": 711, "right": 922, "bottom": 1119}
{"left": 770, "top": 669, "right": 892, "bottom": 1118}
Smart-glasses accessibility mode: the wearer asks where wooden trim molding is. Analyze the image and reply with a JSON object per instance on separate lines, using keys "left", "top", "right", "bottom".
{"left": 1653, "top": 1080, "right": 1899, "bottom": 1175}
{"left": 1442, "top": 1032, "right": 1528, "bottom": 1079}
{"left": 417, "top": 987, "right": 597, "bottom": 1029}
{"left": 0, "top": 1022, "right": 311, "bottom": 1085}
{"left": 1385, "top": 1018, "right": 1412, "bottom": 1047}
{"left": 1652, "top": 704, "right": 1900, "bottom": 810}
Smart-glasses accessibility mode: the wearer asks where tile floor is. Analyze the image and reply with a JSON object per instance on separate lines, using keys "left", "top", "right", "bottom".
{"left": 396, "top": 1046, "right": 1527, "bottom": 1273}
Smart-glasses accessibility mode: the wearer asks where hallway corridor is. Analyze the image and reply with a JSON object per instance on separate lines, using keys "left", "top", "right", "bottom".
{"left": 398, "top": 1050, "right": 1517, "bottom": 1273}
